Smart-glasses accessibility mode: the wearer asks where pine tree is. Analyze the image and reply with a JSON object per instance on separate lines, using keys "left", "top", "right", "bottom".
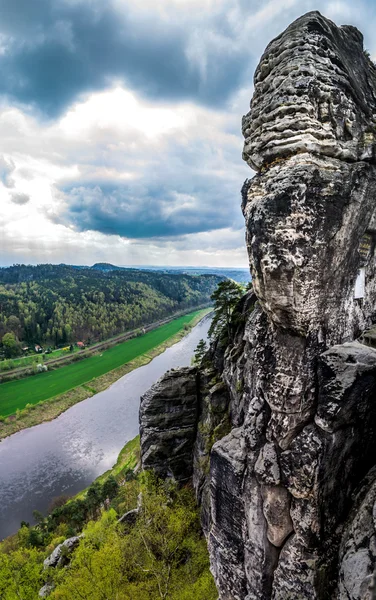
{"left": 193, "top": 339, "right": 208, "bottom": 365}
{"left": 208, "top": 280, "right": 244, "bottom": 342}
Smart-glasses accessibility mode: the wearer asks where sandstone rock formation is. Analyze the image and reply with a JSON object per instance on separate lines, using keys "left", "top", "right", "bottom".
{"left": 140, "top": 11, "right": 376, "bottom": 600}
{"left": 140, "top": 367, "right": 199, "bottom": 483}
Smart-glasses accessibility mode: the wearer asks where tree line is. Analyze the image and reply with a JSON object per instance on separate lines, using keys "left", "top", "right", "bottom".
{"left": 0, "top": 264, "right": 222, "bottom": 355}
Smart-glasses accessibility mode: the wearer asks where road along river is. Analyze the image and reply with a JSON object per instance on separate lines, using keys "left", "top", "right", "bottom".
{"left": 0, "top": 315, "right": 211, "bottom": 539}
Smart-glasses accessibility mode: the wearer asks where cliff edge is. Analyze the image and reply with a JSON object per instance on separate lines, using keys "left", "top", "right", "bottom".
{"left": 140, "top": 11, "right": 376, "bottom": 600}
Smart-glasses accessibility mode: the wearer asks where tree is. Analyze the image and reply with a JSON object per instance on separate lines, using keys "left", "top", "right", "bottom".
{"left": 86, "top": 482, "right": 103, "bottom": 519}
{"left": 208, "top": 280, "right": 244, "bottom": 342}
{"left": 2, "top": 332, "right": 22, "bottom": 358}
{"left": 0, "top": 547, "right": 44, "bottom": 600}
{"left": 193, "top": 339, "right": 207, "bottom": 365}
{"left": 6, "top": 315, "right": 21, "bottom": 337}
{"left": 49, "top": 510, "right": 124, "bottom": 600}
{"left": 102, "top": 475, "right": 119, "bottom": 501}
{"left": 1, "top": 475, "right": 217, "bottom": 600}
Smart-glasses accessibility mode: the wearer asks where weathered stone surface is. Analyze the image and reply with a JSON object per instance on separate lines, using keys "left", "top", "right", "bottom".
{"left": 192, "top": 370, "right": 231, "bottom": 534}
{"left": 316, "top": 341, "right": 376, "bottom": 432}
{"left": 43, "top": 536, "right": 81, "bottom": 569}
{"left": 243, "top": 476, "right": 279, "bottom": 599}
{"left": 271, "top": 536, "right": 317, "bottom": 600}
{"left": 336, "top": 471, "right": 376, "bottom": 599}
{"left": 222, "top": 291, "right": 256, "bottom": 427}
{"left": 255, "top": 442, "right": 281, "bottom": 486}
{"left": 242, "top": 11, "right": 376, "bottom": 171}
{"left": 138, "top": 11, "right": 376, "bottom": 600}
{"left": 139, "top": 367, "right": 198, "bottom": 482}
{"left": 208, "top": 429, "right": 248, "bottom": 600}
{"left": 206, "top": 10, "right": 376, "bottom": 600}
{"left": 261, "top": 485, "right": 293, "bottom": 547}
{"left": 280, "top": 425, "right": 323, "bottom": 500}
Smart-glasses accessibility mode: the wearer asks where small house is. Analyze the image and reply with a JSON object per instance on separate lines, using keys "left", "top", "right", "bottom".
{"left": 35, "top": 345, "right": 43, "bottom": 353}
{"left": 77, "top": 341, "right": 85, "bottom": 349}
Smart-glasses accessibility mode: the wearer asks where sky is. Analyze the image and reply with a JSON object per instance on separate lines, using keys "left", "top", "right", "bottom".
{"left": 1, "top": 0, "right": 376, "bottom": 268}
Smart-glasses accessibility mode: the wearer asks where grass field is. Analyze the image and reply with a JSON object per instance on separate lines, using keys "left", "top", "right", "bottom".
{"left": 0, "top": 310, "right": 204, "bottom": 418}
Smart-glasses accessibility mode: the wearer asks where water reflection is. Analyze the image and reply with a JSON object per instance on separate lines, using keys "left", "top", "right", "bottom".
{"left": 0, "top": 316, "right": 211, "bottom": 539}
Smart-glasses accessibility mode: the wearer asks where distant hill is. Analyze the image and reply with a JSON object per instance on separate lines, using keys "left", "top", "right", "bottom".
{"left": 90, "top": 263, "right": 125, "bottom": 272}
{"left": 130, "top": 266, "right": 252, "bottom": 284}
{"left": 0, "top": 264, "right": 224, "bottom": 346}
{"left": 88, "top": 263, "right": 251, "bottom": 283}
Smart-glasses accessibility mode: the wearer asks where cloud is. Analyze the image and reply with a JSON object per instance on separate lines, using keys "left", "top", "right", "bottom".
{"left": 0, "top": 0, "right": 251, "bottom": 118}
{"left": 0, "top": 85, "right": 249, "bottom": 265}
{"left": 62, "top": 180, "right": 239, "bottom": 238}
{"left": 10, "top": 192, "right": 30, "bottom": 205}
{"left": 0, "top": 154, "right": 15, "bottom": 186}
{"left": 4, "top": 0, "right": 369, "bottom": 119}
{"left": 51, "top": 87, "right": 248, "bottom": 239}
{"left": 0, "top": 1, "right": 374, "bottom": 121}
{"left": 1, "top": 0, "right": 376, "bottom": 267}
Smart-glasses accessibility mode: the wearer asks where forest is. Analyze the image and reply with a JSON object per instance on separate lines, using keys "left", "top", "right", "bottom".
{"left": 0, "top": 264, "right": 222, "bottom": 352}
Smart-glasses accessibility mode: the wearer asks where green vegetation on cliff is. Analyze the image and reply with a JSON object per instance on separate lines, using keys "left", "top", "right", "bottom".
{"left": 0, "top": 438, "right": 217, "bottom": 600}
{"left": 208, "top": 279, "right": 246, "bottom": 342}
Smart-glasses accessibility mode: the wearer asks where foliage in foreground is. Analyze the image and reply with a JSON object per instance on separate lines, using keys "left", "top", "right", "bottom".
{"left": 0, "top": 473, "right": 217, "bottom": 600}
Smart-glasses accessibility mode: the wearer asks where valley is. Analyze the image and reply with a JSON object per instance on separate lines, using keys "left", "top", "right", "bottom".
{"left": 0, "top": 313, "right": 212, "bottom": 539}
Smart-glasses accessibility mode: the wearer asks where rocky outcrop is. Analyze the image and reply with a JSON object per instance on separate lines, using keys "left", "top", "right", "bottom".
{"left": 337, "top": 469, "right": 376, "bottom": 599}
{"left": 139, "top": 367, "right": 199, "bottom": 483}
{"left": 193, "top": 368, "right": 231, "bottom": 533}
{"left": 43, "top": 535, "right": 82, "bottom": 569}
{"left": 139, "top": 11, "right": 376, "bottom": 600}
{"left": 209, "top": 11, "right": 376, "bottom": 599}
{"left": 39, "top": 582, "right": 55, "bottom": 598}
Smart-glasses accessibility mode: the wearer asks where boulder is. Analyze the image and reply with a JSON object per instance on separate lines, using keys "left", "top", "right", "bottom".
{"left": 43, "top": 535, "right": 81, "bottom": 569}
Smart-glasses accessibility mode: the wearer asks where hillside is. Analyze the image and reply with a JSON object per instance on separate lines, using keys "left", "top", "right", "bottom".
{"left": 0, "top": 264, "right": 222, "bottom": 347}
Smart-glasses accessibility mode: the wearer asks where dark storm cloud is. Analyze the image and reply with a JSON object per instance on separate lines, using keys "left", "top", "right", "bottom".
{"left": 0, "top": 0, "right": 249, "bottom": 117}
{"left": 10, "top": 192, "right": 30, "bottom": 205}
{"left": 62, "top": 175, "right": 244, "bottom": 239}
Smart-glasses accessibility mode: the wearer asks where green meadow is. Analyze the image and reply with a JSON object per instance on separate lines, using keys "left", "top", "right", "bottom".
{"left": 0, "top": 310, "right": 204, "bottom": 417}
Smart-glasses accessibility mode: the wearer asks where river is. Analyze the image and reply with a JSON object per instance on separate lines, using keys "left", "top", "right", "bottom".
{"left": 0, "top": 315, "right": 211, "bottom": 540}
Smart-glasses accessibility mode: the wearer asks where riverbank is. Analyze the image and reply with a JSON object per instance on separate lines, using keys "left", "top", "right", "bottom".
{"left": 73, "top": 434, "right": 141, "bottom": 503}
{"left": 0, "top": 435, "right": 141, "bottom": 545}
{"left": 0, "top": 308, "right": 211, "bottom": 440}
{"left": 0, "top": 304, "right": 211, "bottom": 383}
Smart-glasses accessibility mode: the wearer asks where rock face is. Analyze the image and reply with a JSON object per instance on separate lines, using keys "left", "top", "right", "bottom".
{"left": 337, "top": 469, "right": 376, "bottom": 599}
{"left": 139, "top": 11, "right": 376, "bottom": 600}
{"left": 139, "top": 367, "right": 199, "bottom": 483}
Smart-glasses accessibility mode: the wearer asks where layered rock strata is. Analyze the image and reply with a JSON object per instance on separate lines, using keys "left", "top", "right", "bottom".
{"left": 140, "top": 11, "right": 376, "bottom": 600}
{"left": 139, "top": 367, "right": 199, "bottom": 483}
